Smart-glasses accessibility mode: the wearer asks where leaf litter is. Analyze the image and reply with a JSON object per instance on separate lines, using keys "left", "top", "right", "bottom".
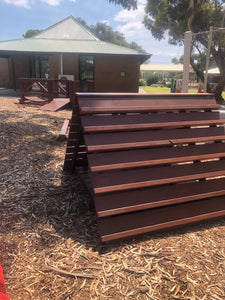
{"left": 0, "top": 97, "right": 225, "bottom": 299}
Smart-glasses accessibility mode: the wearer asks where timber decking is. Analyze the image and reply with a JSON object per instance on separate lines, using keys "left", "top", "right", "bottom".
{"left": 64, "top": 92, "right": 225, "bottom": 242}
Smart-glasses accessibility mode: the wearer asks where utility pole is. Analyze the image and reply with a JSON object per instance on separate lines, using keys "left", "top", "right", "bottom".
{"left": 204, "top": 26, "right": 213, "bottom": 92}
{"left": 182, "top": 31, "right": 192, "bottom": 93}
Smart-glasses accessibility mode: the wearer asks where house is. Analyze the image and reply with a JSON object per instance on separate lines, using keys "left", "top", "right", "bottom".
{"left": 0, "top": 16, "right": 150, "bottom": 92}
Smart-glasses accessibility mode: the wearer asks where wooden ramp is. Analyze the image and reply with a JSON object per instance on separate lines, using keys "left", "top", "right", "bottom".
{"left": 22, "top": 96, "right": 48, "bottom": 104}
{"left": 64, "top": 92, "right": 225, "bottom": 242}
{"left": 40, "top": 98, "right": 70, "bottom": 111}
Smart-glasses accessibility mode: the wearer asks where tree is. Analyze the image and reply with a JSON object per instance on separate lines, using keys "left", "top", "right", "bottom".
{"left": 90, "top": 22, "right": 130, "bottom": 46}
{"left": 146, "top": 72, "right": 159, "bottom": 86}
{"left": 23, "top": 29, "right": 41, "bottom": 38}
{"left": 171, "top": 57, "right": 180, "bottom": 64}
{"left": 108, "top": 0, "right": 137, "bottom": 10}
{"left": 109, "top": 0, "right": 225, "bottom": 103}
{"left": 75, "top": 17, "right": 148, "bottom": 53}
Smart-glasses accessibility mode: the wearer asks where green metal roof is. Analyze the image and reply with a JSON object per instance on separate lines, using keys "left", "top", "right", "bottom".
{"left": 0, "top": 16, "right": 150, "bottom": 62}
{"left": 0, "top": 38, "right": 149, "bottom": 59}
{"left": 34, "top": 16, "right": 98, "bottom": 41}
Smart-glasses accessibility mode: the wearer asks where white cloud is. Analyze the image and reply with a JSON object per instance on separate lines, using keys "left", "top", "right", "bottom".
{"left": 41, "top": 0, "right": 61, "bottom": 5}
{"left": 101, "top": 20, "right": 110, "bottom": 26}
{"left": 114, "top": 0, "right": 147, "bottom": 38}
{"left": 3, "top": 0, "right": 73, "bottom": 8}
{"left": 155, "top": 51, "right": 182, "bottom": 58}
{"left": 3, "top": 0, "right": 32, "bottom": 9}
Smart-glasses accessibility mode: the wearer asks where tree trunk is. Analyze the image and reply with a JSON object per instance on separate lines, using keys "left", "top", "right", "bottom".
{"left": 190, "top": 57, "right": 212, "bottom": 93}
{"left": 214, "top": 79, "right": 225, "bottom": 104}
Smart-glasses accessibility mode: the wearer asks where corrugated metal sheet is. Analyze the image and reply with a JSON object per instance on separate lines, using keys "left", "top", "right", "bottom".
{"left": 140, "top": 64, "right": 193, "bottom": 72}
{"left": 208, "top": 67, "right": 219, "bottom": 74}
{"left": 141, "top": 64, "right": 186, "bottom": 72}
{"left": 0, "top": 38, "right": 149, "bottom": 58}
{"left": 0, "top": 15, "right": 150, "bottom": 62}
{"left": 34, "top": 16, "right": 98, "bottom": 41}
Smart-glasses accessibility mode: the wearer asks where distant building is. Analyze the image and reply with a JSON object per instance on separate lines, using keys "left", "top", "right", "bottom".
{"left": 0, "top": 16, "right": 150, "bottom": 92}
{"left": 140, "top": 64, "right": 194, "bottom": 79}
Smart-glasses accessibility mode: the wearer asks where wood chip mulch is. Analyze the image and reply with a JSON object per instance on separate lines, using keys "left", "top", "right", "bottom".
{"left": 0, "top": 97, "right": 225, "bottom": 300}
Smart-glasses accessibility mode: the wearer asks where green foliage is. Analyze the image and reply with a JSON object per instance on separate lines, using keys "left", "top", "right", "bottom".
{"left": 23, "top": 29, "right": 41, "bottom": 38}
{"left": 129, "top": 41, "right": 147, "bottom": 53}
{"left": 91, "top": 22, "right": 128, "bottom": 46}
{"left": 108, "top": 1, "right": 225, "bottom": 97}
{"left": 165, "top": 81, "right": 172, "bottom": 88}
{"left": 74, "top": 17, "right": 90, "bottom": 29}
{"left": 75, "top": 18, "right": 147, "bottom": 53}
{"left": 108, "top": 0, "right": 137, "bottom": 10}
{"left": 139, "top": 78, "right": 146, "bottom": 86}
{"left": 150, "top": 83, "right": 165, "bottom": 88}
{"left": 174, "top": 73, "right": 183, "bottom": 80}
{"left": 173, "top": 52, "right": 216, "bottom": 73}
{"left": 131, "top": 0, "right": 225, "bottom": 102}
{"left": 191, "top": 52, "right": 216, "bottom": 71}
{"left": 171, "top": 57, "right": 179, "bottom": 64}
{"left": 144, "top": 0, "right": 190, "bottom": 45}
{"left": 142, "top": 1, "right": 225, "bottom": 45}
{"left": 146, "top": 73, "right": 159, "bottom": 86}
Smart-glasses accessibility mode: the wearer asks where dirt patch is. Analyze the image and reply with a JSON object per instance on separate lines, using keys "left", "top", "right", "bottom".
{"left": 1, "top": 97, "right": 225, "bottom": 300}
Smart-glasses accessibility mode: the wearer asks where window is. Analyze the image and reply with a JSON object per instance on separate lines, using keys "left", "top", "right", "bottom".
{"left": 30, "top": 56, "right": 49, "bottom": 78}
{"left": 79, "top": 55, "right": 94, "bottom": 81}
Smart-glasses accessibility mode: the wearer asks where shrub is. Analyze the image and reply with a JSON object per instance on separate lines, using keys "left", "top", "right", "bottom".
{"left": 146, "top": 73, "right": 159, "bottom": 86}
{"left": 166, "top": 81, "right": 172, "bottom": 88}
{"left": 139, "top": 78, "right": 146, "bottom": 86}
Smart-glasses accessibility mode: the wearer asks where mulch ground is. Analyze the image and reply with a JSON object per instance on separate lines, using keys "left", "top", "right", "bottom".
{"left": 0, "top": 96, "right": 225, "bottom": 300}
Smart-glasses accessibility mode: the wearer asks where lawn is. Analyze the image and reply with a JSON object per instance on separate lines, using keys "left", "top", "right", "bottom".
{"left": 139, "top": 86, "right": 225, "bottom": 98}
{"left": 140, "top": 86, "right": 198, "bottom": 93}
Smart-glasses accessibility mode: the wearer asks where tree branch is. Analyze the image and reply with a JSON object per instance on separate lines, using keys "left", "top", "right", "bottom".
{"left": 43, "top": 263, "right": 97, "bottom": 279}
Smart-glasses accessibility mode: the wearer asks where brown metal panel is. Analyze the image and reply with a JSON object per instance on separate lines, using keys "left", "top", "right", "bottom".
{"left": 69, "top": 132, "right": 80, "bottom": 139}
{"left": 78, "top": 97, "right": 216, "bottom": 106}
{"left": 83, "top": 119, "right": 225, "bottom": 132}
{"left": 78, "top": 96, "right": 219, "bottom": 113}
{"left": 64, "top": 153, "right": 76, "bottom": 159}
{"left": 81, "top": 111, "right": 223, "bottom": 133}
{"left": 95, "top": 178, "right": 225, "bottom": 217}
{"left": 40, "top": 98, "right": 70, "bottom": 111}
{"left": 76, "top": 92, "right": 216, "bottom": 101}
{"left": 98, "top": 196, "right": 225, "bottom": 242}
{"left": 66, "top": 140, "right": 77, "bottom": 146}
{"left": 91, "top": 160, "right": 225, "bottom": 194}
{"left": 69, "top": 123, "right": 81, "bottom": 131}
{"left": 63, "top": 159, "right": 73, "bottom": 170}
{"left": 63, "top": 93, "right": 225, "bottom": 241}
{"left": 88, "top": 143, "right": 225, "bottom": 172}
{"left": 79, "top": 104, "right": 220, "bottom": 115}
{"left": 85, "top": 127, "right": 225, "bottom": 152}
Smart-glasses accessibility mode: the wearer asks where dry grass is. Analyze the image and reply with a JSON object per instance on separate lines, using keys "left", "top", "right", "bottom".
{"left": 1, "top": 96, "right": 225, "bottom": 300}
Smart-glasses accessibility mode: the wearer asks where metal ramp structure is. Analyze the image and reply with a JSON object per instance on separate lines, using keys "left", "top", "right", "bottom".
{"left": 63, "top": 93, "right": 225, "bottom": 242}
{"left": 40, "top": 98, "right": 70, "bottom": 111}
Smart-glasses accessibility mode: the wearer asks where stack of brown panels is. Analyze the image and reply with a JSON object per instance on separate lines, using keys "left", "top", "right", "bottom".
{"left": 64, "top": 92, "right": 225, "bottom": 242}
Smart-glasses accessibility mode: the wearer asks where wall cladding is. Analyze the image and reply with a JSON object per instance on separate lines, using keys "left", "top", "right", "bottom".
{"left": 0, "top": 58, "right": 10, "bottom": 87}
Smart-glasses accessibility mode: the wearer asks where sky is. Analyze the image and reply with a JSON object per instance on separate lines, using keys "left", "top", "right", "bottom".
{"left": 0, "top": 0, "right": 184, "bottom": 64}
